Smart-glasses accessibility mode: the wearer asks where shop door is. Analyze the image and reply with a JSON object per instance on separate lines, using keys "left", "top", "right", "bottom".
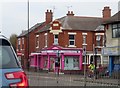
{"left": 64, "top": 57, "right": 73, "bottom": 70}
{"left": 50, "top": 57, "right": 55, "bottom": 70}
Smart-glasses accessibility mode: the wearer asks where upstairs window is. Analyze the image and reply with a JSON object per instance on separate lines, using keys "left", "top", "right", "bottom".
{"left": 82, "top": 33, "right": 87, "bottom": 46}
{"left": 83, "top": 36, "right": 86, "bottom": 44}
{"left": 69, "top": 35, "right": 75, "bottom": 46}
{"left": 54, "top": 34, "right": 58, "bottom": 45}
{"left": 36, "top": 35, "right": 39, "bottom": 48}
{"left": 45, "top": 33, "right": 48, "bottom": 47}
{"left": 18, "top": 38, "right": 20, "bottom": 51}
{"left": 112, "top": 23, "right": 120, "bottom": 38}
{"left": 22, "top": 38, "right": 24, "bottom": 49}
{"left": 96, "top": 35, "right": 101, "bottom": 46}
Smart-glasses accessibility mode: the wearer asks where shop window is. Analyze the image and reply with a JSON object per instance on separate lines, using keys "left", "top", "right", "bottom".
{"left": 113, "top": 56, "right": 120, "bottom": 64}
{"left": 64, "top": 56, "right": 79, "bottom": 70}
{"left": 73, "top": 59, "right": 79, "bottom": 68}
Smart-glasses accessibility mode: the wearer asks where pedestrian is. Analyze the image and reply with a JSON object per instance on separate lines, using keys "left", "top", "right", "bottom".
{"left": 98, "top": 64, "right": 103, "bottom": 78}
{"left": 88, "top": 62, "right": 95, "bottom": 78}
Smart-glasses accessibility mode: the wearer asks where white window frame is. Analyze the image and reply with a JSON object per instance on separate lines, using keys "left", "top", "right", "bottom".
{"left": 18, "top": 38, "right": 21, "bottom": 50}
{"left": 22, "top": 38, "right": 24, "bottom": 44}
{"left": 36, "top": 35, "right": 39, "bottom": 49}
{"left": 18, "top": 38, "right": 21, "bottom": 45}
{"left": 22, "top": 38, "right": 24, "bottom": 49}
{"left": 83, "top": 36, "right": 86, "bottom": 44}
{"left": 44, "top": 33, "right": 48, "bottom": 47}
{"left": 69, "top": 34, "right": 75, "bottom": 47}
{"left": 96, "top": 35, "right": 101, "bottom": 46}
{"left": 54, "top": 34, "right": 58, "bottom": 45}
{"left": 96, "top": 35, "right": 101, "bottom": 41}
{"left": 82, "top": 33, "right": 87, "bottom": 46}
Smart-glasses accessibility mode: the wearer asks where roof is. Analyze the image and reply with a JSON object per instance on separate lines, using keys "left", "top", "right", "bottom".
{"left": 18, "top": 22, "right": 44, "bottom": 37}
{"left": 37, "top": 16, "right": 103, "bottom": 33}
{"left": 103, "top": 11, "right": 120, "bottom": 24}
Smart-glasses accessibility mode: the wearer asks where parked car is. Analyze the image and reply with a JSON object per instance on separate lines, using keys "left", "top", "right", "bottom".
{"left": 0, "top": 35, "right": 28, "bottom": 88}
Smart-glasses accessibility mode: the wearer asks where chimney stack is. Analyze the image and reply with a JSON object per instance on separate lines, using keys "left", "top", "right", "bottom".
{"left": 66, "top": 11, "right": 74, "bottom": 16}
{"left": 102, "top": 6, "right": 111, "bottom": 20}
{"left": 45, "top": 9, "right": 53, "bottom": 24}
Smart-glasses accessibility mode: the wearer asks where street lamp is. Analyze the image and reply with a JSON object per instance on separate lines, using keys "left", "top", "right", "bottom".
{"left": 83, "top": 46, "right": 87, "bottom": 88}
{"left": 27, "top": 0, "right": 30, "bottom": 71}
{"left": 82, "top": 33, "right": 87, "bottom": 88}
{"left": 94, "top": 48, "right": 97, "bottom": 79}
{"left": 54, "top": 50, "right": 60, "bottom": 84}
{"left": 55, "top": 50, "right": 60, "bottom": 75}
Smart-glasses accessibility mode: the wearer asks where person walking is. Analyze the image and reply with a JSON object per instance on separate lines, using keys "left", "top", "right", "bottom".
{"left": 88, "top": 62, "right": 95, "bottom": 78}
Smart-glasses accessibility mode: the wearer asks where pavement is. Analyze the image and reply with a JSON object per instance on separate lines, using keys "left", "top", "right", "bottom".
{"left": 25, "top": 70, "right": 119, "bottom": 86}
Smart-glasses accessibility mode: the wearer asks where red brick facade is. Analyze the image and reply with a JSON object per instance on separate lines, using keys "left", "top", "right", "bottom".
{"left": 17, "top": 6, "right": 111, "bottom": 68}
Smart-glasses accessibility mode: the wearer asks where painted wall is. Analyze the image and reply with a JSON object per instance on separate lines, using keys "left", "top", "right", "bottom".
{"left": 106, "top": 25, "right": 119, "bottom": 47}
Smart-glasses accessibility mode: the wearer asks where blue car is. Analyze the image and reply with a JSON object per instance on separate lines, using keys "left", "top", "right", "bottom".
{"left": 0, "top": 35, "right": 28, "bottom": 88}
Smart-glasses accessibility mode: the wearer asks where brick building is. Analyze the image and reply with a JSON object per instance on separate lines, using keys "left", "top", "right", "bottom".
{"left": 17, "top": 7, "right": 111, "bottom": 71}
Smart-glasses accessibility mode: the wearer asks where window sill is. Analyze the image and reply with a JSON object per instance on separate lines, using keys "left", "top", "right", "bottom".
{"left": 95, "top": 46, "right": 103, "bottom": 48}
{"left": 45, "top": 46, "right": 47, "bottom": 48}
{"left": 68, "top": 45, "right": 76, "bottom": 48}
{"left": 82, "top": 44, "right": 87, "bottom": 46}
{"left": 36, "top": 47, "right": 39, "bottom": 49}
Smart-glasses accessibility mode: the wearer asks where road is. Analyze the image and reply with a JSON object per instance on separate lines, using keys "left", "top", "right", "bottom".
{"left": 26, "top": 71, "right": 118, "bottom": 87}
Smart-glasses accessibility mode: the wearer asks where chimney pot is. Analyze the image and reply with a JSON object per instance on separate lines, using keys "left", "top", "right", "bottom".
{"left": 45, "top": 9, "right": 53, "bottom": 24}
{"left": 71, "top": 11, "right": 73, "bottom": 14}
{"left": 67, "top": 11, "right": 74, "bottom": 16}
{"left": 102, "top": 6, "right": 111, "bottom": 20}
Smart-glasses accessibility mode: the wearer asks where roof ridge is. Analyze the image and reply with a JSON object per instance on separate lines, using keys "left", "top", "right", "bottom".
{"left": 74, "top": 16, "right": 102, "bottom": 19}
{"left": 18, "top": 22, "right": 45, "bottom": 37}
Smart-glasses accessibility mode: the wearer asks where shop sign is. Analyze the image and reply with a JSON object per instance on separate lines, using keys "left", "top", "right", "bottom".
{"left": 102, "top": 46, "right": 120, "bottom": 56}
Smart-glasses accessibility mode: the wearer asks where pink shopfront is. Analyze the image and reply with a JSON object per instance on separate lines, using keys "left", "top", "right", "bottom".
{"left": 30, "top": 45, "right": 83, "bottom": 73}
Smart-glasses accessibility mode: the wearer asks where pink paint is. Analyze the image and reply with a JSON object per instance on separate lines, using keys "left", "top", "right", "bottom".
{"left": 80, "top": 51, "right": 83, "bottom": 70}
{"left": 47, "top": 54, "right": 50, "bottom": 70}
{"left": 40, "top": 56, "right": 44, "bottom": 69}
{"left": 63, "top": 53, "right": 81, "bottom": 56}
{"left": 37, "top": 55, "right": 39, "bottom": 68}
{"left": 61, "top": 53, "right": 64, "bottom": 71}
{"left": 30, "top": 45, "right": 83, "bottom": 72}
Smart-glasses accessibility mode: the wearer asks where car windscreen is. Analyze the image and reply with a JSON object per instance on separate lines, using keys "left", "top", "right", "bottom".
{"left": 0, "top": 39, "right": 20, "bottom": 69}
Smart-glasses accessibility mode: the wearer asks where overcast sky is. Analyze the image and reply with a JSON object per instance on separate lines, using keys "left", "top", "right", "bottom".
{"left": 0, "top": 0, "right": 120, "bottom": 38}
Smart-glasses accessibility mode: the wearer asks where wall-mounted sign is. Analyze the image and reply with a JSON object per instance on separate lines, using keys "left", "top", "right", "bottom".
{"left": 102, "top": 46, "right": 120, "bottom": 56}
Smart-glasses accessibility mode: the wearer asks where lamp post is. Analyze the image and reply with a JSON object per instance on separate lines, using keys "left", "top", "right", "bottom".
{"left": 82, "top": 33, "right": 87, "bottom": 88}
{"left": 83, "top": 46, "right": 87, "bottom": 88}
{"left": 54, "top": 50, "right": 60, "bottom": 84}
{"left": 27, "top": 0, "right": 30, "bottom": 71}
{"left": 56, "top": 50, "right": 60, "bottom": 76}
{"left": 94, "top": 48, "right": 97, "bottom": 79}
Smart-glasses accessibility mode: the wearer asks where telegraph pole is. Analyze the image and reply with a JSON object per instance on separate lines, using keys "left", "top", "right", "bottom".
{"left": 27, "top": 0, "right": 30, "bottom": 71}
{"left": 83, "top": 47, "right": 87, "bottom": 88}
